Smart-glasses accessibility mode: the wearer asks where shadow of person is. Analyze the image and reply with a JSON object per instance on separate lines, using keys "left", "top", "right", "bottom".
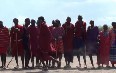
{"left": 26, "top": 71, "right": 49, "bottom": 73}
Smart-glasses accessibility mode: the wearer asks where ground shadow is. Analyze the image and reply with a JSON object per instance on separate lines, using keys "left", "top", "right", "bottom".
{"left": 12, "top": 68, "right": 24, "bottom": 71}
{"left": 0, "top": 66, "right": 116, "bottom": 72}
{"left": 26, "top": 71, "right": 49, "bottom": 73}
{"left": 76, "top": 67, "right": 116, "bottom": 71}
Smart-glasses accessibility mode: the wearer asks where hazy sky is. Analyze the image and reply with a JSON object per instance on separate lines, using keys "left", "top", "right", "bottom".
{"left": 0, "top": 0, "right": 116, "bottom": 28}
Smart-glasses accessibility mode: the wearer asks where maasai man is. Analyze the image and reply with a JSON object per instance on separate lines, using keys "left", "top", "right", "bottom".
{"left": 28, "top": 19, "right": 38, "bottom": 68}
{"left": 62, "top": 17, "right": 74, "bottom": 68}
{"left": 86, "top": 20, "right": 99, "bottom": 68}
{"left": 74, "top": 15, "right": 87, "bottom": 68}
{"left": 0, "top": 21, "right": 9, "bottom": 69}
{"left": 38, "top": 16, "right": 60, "bottom": 71}
{"left": 36, "top": 19, "right": 41, "bottom": 68}
{"left": 22, "top": 18, "right": 31, "bottom": 68}
{"left": 98, "top": 25, "right": 110, "bottom": 68}
{"left": 50, "top": 19, "right": 64, "bottom": 68}
{"left": 48, "top": 20, "right": 56, "bottom": 68}
{"left": 110, "top": 22, "right": 116, "bottom": 67}
{"left": 10, "top": 18, "right": 24, "bottom": 69}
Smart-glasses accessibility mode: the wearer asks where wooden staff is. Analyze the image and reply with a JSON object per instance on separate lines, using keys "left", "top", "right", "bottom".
{"left": 7, "top": 28, "right": 19, "bottom": 68}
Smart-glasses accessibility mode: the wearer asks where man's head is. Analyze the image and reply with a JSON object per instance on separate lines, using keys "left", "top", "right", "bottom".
{"left": 0, "top": 21, "right": 3, "bottom": 28}
{"left": 52, "top": 20, "right": 56, "bottom": 27}
{"left": 55, "top": 19, "right": 61, "bottom": 27}
{"left": 52, "top": 20, "right": 55, "bottom": 25}
{"left": 90, "top": 20, "right": 94, "bottom": 27}
{"left": 112, "top": 22, "right": 116, "bottom": 29}
{"left": 31, "top": 19, "right": 36, "bottom": 26}
{"left": 103, "top": 24, "right": 108, "bottom": 31}
{"left": 78, "top": 15, "right": 83, "bottom": 21}
{"left": 38, "top": 16, "right": 45, "bottom": 24}
{"left": 13, "top": 18, "right": 18, "bottom": 26}
{"left": 25, "top": 18, "right": 30, "bottom": 26}
{"left": 66, "top": 17, "right": 71, "bottom": 23}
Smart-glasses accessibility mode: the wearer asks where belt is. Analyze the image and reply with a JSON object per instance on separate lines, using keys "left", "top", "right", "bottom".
{"left": 14, "top": 39, "right": 22, "bottom": 42}
{"left": 54, "top": 36, "right": 62, "bottom": 40}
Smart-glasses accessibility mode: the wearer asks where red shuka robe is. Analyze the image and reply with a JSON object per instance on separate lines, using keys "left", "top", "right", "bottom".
{"left": 10, "top": 25, "right": 24, "bottom": 56}
{"left": 98, "top": 31, "right": 110, "bottom": 65}
{"left": 0, "top": 27, "right": 10, "bottom": 54}
{"left": 28, "top": 25, "right": 38, "bottom": 56}
{"left": 39, "top": 22, "right": 55, "bottom": 61}
{"left": 62, "top": 22, "right": 74, "bottom": 52}
{"left": 50, "top": 26, "right": 64, "bottom": 54}
{"left": 75, "top": 21, "right": 86, "bottom": 40}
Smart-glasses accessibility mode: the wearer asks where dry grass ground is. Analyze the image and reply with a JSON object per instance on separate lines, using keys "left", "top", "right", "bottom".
{"left": 0, "top": 56, "right": 116, "bottom": 73}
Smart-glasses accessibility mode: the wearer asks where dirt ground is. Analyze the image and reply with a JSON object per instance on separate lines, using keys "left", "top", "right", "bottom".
{"left": 0, "top": 56, "right": 116, "bottom": 73}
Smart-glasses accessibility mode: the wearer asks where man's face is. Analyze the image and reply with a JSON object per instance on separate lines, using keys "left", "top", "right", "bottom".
{"left": 39, "top": 19, "right": 43, "bottom": 24}
{"left": 90, "top": 21, "right": 94, "bottom": 26}
{"left": 66, "top": 18, "right": 71, "bottom": 23}
{"left": 31, "top": 20, "right": 35, "bottom": 25}
{"left": 25, "top": 19, "right": 30, "bottom": 25}
{"left": 113, "top": 25, "right": 116, "bottom": 29}
{"left": 13, "top": 20, "right": 18, "bottom": 25}
{"left": 103, "top": 25, "right": 108, "bottom": 31}
{"left": 78, "top": 17, "right": 82, "bottom": 21}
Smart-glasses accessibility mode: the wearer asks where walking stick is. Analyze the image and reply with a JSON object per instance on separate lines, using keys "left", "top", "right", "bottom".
{"left": 7, "top": 32, "right": 13, "bottom": 68}
{"left": 7, "top": 28, "right": 19, "bottom": 68}
{"left": 7, "top": 57, "right": 14, "bottom": 68}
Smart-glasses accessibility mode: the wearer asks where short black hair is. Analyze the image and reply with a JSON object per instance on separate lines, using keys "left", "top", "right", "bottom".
{"left": 13, "top": 18, "right": 18, "bottom": 22}
{"left": 78, "top": 15, "right": 83, "bottom": 19}
{"left": 52, "top": 20, "right": 55, "bottom": 24}
{"left": 55, "top": 19, "right": 60, "bottom": 24}
{"left": 0, "top": 21, "right": 3, "bottom": 24}
{"left": 90, "top": 20, "right": 94, "bottom": 24}
{"left": 112, "top": 22, "right": 116, "bottom": 26}
{"left": 25, "top": 18, "right": 30, "bottom": 22}
{"left": 38, "top": 16, "right": 45, "bottom": 22}
{"left": 67, "top": 17, "right": 71, "bottom": 20}
{"left": 31, "top": 19, "right": 35, "bottom": 22}
{"left": 103, "top": 24, "right": 108, "bottom": 28}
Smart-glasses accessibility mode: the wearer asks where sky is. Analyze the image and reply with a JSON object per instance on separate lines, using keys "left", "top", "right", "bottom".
{"left": 0, "top": 0, "right": 116, "bottom": 28}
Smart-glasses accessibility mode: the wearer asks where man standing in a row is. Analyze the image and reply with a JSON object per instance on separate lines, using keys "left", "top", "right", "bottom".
{"left": 86, "top": 20, "right": 99, "bottom": 68}
{"left": 110, "top": 22, "right": 116, "bottom": 67}
{"left": 28, "top": 19, "right": 38, "bottom": 68}
{"left": 22, "top": 18, "right": 31, "bottom": 68}
{"left": 62, "top": 17, "right": 74, "bottom": 68}
{"left": 50, "top": 19, "right": 64, "bottom": 68}
{"left": 74, "top": 15, "right": 87, "bottom": 68}
{"left": 10, "top": 18, "right": 24, "bottom": 69}
{"left": 98, "top": 24, "right": 110, "bottom": 68}
{"left": 0, "top": 21, "right": 10, "bottom": 69}
{"left": 38, "top": 16, "right": 60, "bottom": 70}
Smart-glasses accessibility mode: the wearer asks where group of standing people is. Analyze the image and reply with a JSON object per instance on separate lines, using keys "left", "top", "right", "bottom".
{"left": 0, "top": 15, "right": 116, "bottom": 71}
